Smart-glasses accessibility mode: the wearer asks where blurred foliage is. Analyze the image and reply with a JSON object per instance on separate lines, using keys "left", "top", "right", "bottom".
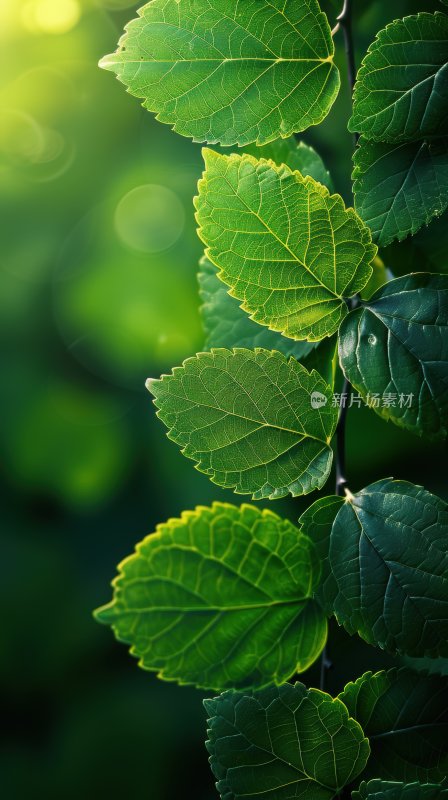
{"left": 0, "top": 1, "right": 446, "bottom": 798}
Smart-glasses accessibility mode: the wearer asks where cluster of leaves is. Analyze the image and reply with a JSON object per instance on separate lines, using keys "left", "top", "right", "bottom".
{"left": 96, "top": 1, "right": 448, "bottom": 798}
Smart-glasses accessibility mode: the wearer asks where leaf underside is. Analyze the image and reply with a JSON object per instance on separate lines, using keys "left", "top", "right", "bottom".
{"left": 338, "top": 273, "right": 448, "bottom": 439}
{"left": 339, "top": 667, "right": 448, "bottom": 783}
{"left": 308, "top": 478, "right": 448, "bottom": 658}
{"left": 205, "top": 682, "right": 370, "bottom": 800}
{"left": 100, "top": 0, "right": 340, "bottom": 146}
{"left": 195, "top": 149, "right": 375, "bottom": 341}
{"left": 349, "top": 12, "right": 448, "bottom": 142}
{"left": 353, "top": 137, "right": 448, "bottom": 247}
{"left": 149, "top": 348, "right": 338, "bottom": 499}
{"left": 95, "top": 503, "right": 326, "bottom": 690}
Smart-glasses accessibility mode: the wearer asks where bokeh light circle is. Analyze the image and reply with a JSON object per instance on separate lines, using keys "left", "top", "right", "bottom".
{"left": 21, "top": 0, "right": 81, "bottom": 35}
{"left": 114, "top": 184, "right": 185, "bottom": 254}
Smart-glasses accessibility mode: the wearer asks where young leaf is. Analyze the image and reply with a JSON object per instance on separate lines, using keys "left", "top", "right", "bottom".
{"left": 205, "top": 683, "right": 370, "bottom": 800}
{"left": 242, "top": 138, "right": 334, "bottom": 190}
{"left": 353, "top": 781, "right": 448, "bottom": 800}
{"left": 199, "top": 257, "right": 316, "bottom": 359}
{"left": 353, "top": 137, "right": 448, "bottom": 247}
{"left": 95, "top": 503, "right": 327, "bottom": 690}
{"left": 99, "top": 0, "right": 340, "bottom": 147}
{"left": 349, "top": 13, "right": 448, "bottom": 142}
{"left": 339, "top": 667, "right": 448, "bottom": 783}
{"left": 306, "top": 478, "right": 448, "bottom": 658}
{"left": 148, "top": 348, "right": 338, "bottom": 499}
{"left": 195, "top": 150, "right": 376, "bottom": 341}
{"left": 338, "top": 274, "right": 448, "bottom": 439}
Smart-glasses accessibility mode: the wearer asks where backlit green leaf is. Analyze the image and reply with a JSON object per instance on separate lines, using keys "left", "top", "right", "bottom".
{"left": 339, "top": 667, "right": 448, "bottom": 783}
{"left": 95, "top": 503, "right": 327, "bottom": 690}
{"left": 100, "top": 0, "right": 340, "bottom": 147}
{"left": 195, "top": 150, "right": 376, "bottom": 341}
{"left": 349, "top": 13, "right": 448, "bottom": 142}
{"left": 353, "top": 781, "right": 448, "bottom": 800}
{"left": 205, "top": 682, "right": 370, "bottom": 800}
{"left": 242, "top": 138, "right": 333, "bottom": 190}
{"left": 339, "top": 274, "right": 448, "bottom": 439}
{"left": 353, "top": 137, "right": 448, "bottom": 247}
{"left": 307, "top": 478, "right": 448, "bottom": 658}
{"left": 148, "top": 348, "right": 338, "bottom": 499}
{"left": 198, "top": 256, "right": 316, "bottom": 360}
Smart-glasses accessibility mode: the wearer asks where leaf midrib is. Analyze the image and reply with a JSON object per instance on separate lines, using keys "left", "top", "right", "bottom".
{"left": 370, "top": 721, "right": 448, "bottom": 740}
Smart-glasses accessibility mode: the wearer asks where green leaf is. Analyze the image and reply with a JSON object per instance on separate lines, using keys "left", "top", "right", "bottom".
{"left": 195, "top": 149, "right": 376, "bottom": 341}
{"left": 382, "top": 212, "right": 448, "bottom": 276}
{"left": 95, "top": 503, "right": 327, "bottom": 690}
{"left": 338, "top": 273, "right": 448, "bottom": 439}
{"left": 307, "top": 478, "right": 448, "bottom": 658}
{"left": 242, "top": 138, "right": 334, "bottom": 190}
{"left": 298, "top": 494, "right": 344, "bottom": 608}
{"left": 353, "top": 137, "right": 448, "bottom": 247}
{"left": 339, "top": 667, "right": 448, "bottom": 783}
{"left": 205, "top": 682, "right": 370, "bottom": 800}
{"left": 349, "top": 13, "right": 448, "bottom": 142}
{"left": 99, "top": 0, "right": 340, "bottom": 147}
{"left": 353, "top": 781, "right": 448, "bottom": 800}
{"left": 199, "top": 256, "right": 316, "bottom": 359}
{"left": 148, "top": 348, "right": 338, "bottom": 499}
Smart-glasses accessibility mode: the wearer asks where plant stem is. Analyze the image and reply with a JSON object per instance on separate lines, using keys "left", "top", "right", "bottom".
{"left": 320, "top": 0, "right": 358, "bottom": 693}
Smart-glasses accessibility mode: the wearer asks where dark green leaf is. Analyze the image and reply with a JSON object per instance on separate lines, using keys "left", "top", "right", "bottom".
{"left": 339, "top": 274, "right": 448, "bottom": 439}
{"left": 195, "top": 149, "right": 375, "bottom": 341}
{"left": 353, "top": 781, "right": 448, "bottom": 800}
{"left": 306, "top": 478, "right": 448, "bottom": 658}
{"left": 148, "top": 348, "right": 338, "bottom": 499}
{"left": 100, "top": 0, "right": 340, "bottom": 147}
{"left": 339, "top": 667, "right": 448, "bottom": 783}
{"left": 353, "top": 137, "right": 448, "bottom": 247}
{"left": 381, "top": 212, "right": 448, "bottom": 276}
{"left": 298, "top": 493, "right": 344, "bottom": 608}
{"left": 349, "top": 13, "right": 448, "bottom": 142}
{"left": 95, "top": 503, "right": 326, "bottom": 690}
{"left": 205, "top": 682, "right": 370, "bottom": 800}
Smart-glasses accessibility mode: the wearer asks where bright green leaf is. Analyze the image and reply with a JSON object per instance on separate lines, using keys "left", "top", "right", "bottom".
{"left": 148, "top": 348, "right": 338, "bottom": 499}
{"left": 195, "top": 150, "right": 376, "bottom": 341}
{"left": 339, "top": 273, "right": 448, "bottom": 439}
{"left": 307, "top": 478, "right": 448, "bottom": 658}
{"left": 349, "top": 13, "right": 448, "bottom": 142}
{"left": 339, "top": 667, "right": 448, "bottom": 783}
{"left": 205, "top": 682, "right": 370, "bottom": 800}
{"left": 242, "top": 138, "right": 334, "bottom": 190}
{"left": 95, "top": 503, "right": 327, "bottom": 690}
{"left": 353, "top": 137, "right": 448, "bottom": 247}
{"left": 353, "top": 782, "right": 448, "bottom": 800}
{"left": 198, "top": 256, "right": 316, "bottom": 359}
{"left": 100, "top": 0, "right": 340, "bottom": 147}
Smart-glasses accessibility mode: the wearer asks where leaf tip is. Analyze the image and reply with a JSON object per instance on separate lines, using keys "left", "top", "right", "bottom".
{"left": 93, "top": 602, "right": 116, "bottom": 626}
{"left": 98, "top": 53, "right": 118, "bottom": 72}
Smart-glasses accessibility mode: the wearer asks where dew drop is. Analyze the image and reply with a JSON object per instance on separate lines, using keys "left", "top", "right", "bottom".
{"left": 368, "top": 334, "right": 377, "bottom": 345}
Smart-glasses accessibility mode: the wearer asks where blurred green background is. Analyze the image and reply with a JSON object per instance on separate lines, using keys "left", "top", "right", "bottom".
{"left": 1, "top": 1, "right": 446, "bottom": 798}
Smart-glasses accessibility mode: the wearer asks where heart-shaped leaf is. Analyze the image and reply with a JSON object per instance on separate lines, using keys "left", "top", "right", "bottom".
{"left": 304, "top": 479, "right": 448, "bottom": 658}
{"left": 205, "top": 682, "right": 370, "bottom": 800}
{"left": 95, "top": 503, "right": 326, "bottom": 690}
{"left": 339, "top": 667, "right": 448, "bottom": 783}
{"left": 349, "top": 13, "right": 448, "bottom": 142}
{"left": 148, "top": 348, "right": 338, "bottom": 499}
{"left": 100, "top": 0, "right": 340, "bottom": 147}
{"left": 195, "top": 150, "right": 375, "bottom": 341}
{"left": 339, "top": 274, "right": 448, "bottom": 440}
